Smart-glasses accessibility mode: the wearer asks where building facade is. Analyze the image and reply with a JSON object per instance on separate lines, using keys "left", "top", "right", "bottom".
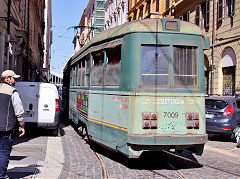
{"left": 0, "top": 0, "right": 46, "bottom": 81}
{"left": 127, "top": 0, "right": 175, "bottom": 22}
{"left": 73, "top": 0, "right": 105, "bottom": 52}
{"left": 43, "top": 0, "right": 53, "bottom": 82}
{"left": 170, "top": 0, "right": 240, "bottom": 96}
{"left": 104, "top": 0, "right": 127, "bottom": 30}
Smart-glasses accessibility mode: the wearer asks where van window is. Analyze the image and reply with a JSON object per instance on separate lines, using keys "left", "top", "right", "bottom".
{"left": 105, "top": 45, "right": 121, "bottom": 87}
{"left": 91, "top": 50, "right": 104, "bottom": 86}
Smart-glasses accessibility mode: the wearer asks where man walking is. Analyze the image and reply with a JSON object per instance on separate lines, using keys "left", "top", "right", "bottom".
{"left": 0, "top": 70, "right": 25, "bottom": 178}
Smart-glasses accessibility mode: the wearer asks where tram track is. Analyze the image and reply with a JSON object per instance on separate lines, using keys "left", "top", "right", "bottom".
{"left": 75, "top": 124, "right": 239, "bottom": 178}
{"left": 161, "top": 150, "right": 240, "bottom": 177}
{"left": 150, "top": 165, "right": 186, "bottom": 179}
{"left": 93, "top": 151, "right": 108, "bottom": 179}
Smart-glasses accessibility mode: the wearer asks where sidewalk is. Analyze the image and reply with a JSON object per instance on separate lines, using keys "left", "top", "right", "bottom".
{"left": 7, "top": 134, "right": 64, "bottom": 178}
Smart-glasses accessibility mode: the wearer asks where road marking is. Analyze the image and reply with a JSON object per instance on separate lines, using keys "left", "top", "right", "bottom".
{"left": 205, "top": 144, "right": 240, "bottom": 159}
{"left": 33, "top": 137, "right": 64, "bottom": 178}
{"left": 228, "top": 147, "right": 238, "bottom": 152}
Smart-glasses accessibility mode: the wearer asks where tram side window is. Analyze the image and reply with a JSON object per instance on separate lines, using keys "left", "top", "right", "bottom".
{"left": 105, "top": 45, "right": 121, "bottom": 87}
{"left": 91, "top": 50, "right": 104, "bottom": 86}
{"left": 77, "top": 63, "right": 81, "bottom": 86}
{"left": 141, "top": 45, "right": 170, "bottom": 86}
{"left": 72, "top": 66, "right": 76, "bottom": 86}
{"left": 86, "top": 57, "right": 91, "bottom": 87}
{"left": 80, "top": 61, "right": 85, "bottom": 87}
{"left": 173, "top": 46, "right": 198, "bottom": 87}
{"left": 70, "top": 67, "right": 74, "bottom": 86}
{"left": 75, "top": 65, "right": 78, "bottom": 86}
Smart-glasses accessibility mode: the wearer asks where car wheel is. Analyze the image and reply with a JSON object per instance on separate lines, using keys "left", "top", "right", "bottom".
{"left": 233, "top": 125, "right": 240, "bottom": 143}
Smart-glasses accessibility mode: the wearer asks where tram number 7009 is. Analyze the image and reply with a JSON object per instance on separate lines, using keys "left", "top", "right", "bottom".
{"left": 163, "top": 112, "right": 179, "bottom": 118}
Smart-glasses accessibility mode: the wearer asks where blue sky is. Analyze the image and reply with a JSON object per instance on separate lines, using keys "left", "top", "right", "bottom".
{"left": 51, "top": 0, "right": 88, "bottom": 76}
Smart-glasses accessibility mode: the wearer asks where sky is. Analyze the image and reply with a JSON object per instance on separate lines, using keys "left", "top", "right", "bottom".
{"left": 51, "top": 0, "right": 88, "bottom": 76}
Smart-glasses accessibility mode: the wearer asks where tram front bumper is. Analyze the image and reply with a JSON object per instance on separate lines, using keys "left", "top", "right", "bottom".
{"left": 127, "top": 133, "right": 207, "bottom": 150}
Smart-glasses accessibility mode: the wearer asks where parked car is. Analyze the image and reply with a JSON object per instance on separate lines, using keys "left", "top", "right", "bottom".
{"left": 15, "top": 82, "right": 60, "bottom": 135}
{"left": 205, "top": 96, "right": 240, "bottom": 142}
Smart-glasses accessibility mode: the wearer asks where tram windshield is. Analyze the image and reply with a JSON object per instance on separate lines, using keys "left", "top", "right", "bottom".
{"left": 141, "top": 45, "right": 198, "bottom": 88}
{"left": 173, "top": 46, "right": 198, "bottom": 87}
{"left": 141, "top": 45, "right": 170, "bottom": 86}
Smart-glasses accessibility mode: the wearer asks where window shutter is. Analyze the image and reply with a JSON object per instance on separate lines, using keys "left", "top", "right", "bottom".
{"left": 205, "top": 0, "right": 210, "bottom": 27}
{"left": 195, "top": 5, "right": 200, "bottom": 26}
{"left": 218, "top": 0, "right": 223, "bottom": 21}
{"left": 231, "top": 0, "right": 235, "bottom": 16}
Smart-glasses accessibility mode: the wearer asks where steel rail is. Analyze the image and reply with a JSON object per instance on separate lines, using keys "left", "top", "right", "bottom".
{"left": 94, "top": 152, "right": 108, "bottom": 179}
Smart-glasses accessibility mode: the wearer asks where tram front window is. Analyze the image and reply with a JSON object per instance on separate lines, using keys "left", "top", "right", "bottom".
{"left": 173, "top": 46, "right": 198, "bottom": 87}
{"left": 141, "top": 45, "right": 170, "bottom": 86}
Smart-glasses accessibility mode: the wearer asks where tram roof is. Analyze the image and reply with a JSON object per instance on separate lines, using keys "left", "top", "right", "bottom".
{"left": 70, "top": 18, "right": 202, "bottom": 64}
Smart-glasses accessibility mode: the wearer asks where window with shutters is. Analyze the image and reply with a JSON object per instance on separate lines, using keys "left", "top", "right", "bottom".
{"left": 195, "top": 5, "right": 200, "bottom": 26}
{"left": 218, "top": 0, "right": 223, "bottom": 21}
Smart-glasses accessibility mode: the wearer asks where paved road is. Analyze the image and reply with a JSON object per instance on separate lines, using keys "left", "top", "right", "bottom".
{"left": 7, "top": 121, "right": 240, "bottom": 179}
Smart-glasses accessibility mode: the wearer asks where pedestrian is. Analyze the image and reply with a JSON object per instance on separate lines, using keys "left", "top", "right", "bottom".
{"left": 0, "top": 70, "right": 25, "bottom": 179}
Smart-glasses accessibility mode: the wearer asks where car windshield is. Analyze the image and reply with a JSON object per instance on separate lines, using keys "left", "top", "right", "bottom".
{"left": 205, "top": 99, "right": 228, "bottom": 110}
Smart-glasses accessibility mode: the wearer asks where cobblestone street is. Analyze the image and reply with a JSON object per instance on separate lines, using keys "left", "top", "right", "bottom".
{"left": 59, "top": 122, "right": 240, "bottom": 179}
{"left": 7, "top": 120, "right": 240, "bottom": 179}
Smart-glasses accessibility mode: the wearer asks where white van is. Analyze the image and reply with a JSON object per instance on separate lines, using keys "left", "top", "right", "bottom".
{"left": 15, "top": 82, "right": 60, "bottom": 135}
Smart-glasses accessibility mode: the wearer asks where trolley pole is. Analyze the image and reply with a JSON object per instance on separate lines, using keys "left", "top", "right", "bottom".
{"left": 211, "top": 0, "right": 216, "bottom": 96}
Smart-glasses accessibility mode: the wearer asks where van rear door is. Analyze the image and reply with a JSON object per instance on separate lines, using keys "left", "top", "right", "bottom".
{"left": 38, "top": 85, "right": 57, "bottom": 123}
{"left": 16, "top": 84, "right": 39, "bottom": 123}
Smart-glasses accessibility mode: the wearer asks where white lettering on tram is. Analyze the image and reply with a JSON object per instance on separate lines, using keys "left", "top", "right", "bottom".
{"left": 141, "top": 98, "right": 200, "bottom": 105}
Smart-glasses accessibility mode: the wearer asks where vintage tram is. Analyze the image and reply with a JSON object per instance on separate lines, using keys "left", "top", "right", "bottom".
{"left": 62, "top": 18, "right": 210, "bottom": 158}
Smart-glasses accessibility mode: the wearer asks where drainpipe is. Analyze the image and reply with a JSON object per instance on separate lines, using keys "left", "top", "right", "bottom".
{"left": 25, "top": 0, "right": 30, "bottom": 81}
{"left": 7, "top": 0, "right": 11, "bottom": 34}
{"left": 6, "top": 0, "right": 11, "bottom": 69}
{"left": 210, "top": 0, "right": 216, "bottom": 96}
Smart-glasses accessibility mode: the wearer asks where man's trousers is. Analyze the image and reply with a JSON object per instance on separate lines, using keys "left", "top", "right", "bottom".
{"left": 0, "top": 131, "right": 13, "bottom": 178}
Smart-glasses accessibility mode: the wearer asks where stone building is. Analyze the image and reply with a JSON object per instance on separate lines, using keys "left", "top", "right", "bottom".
{"left": 169, "top": 0, "right": 240, "bottom": 96}
{"left": 0, "top": 0, "right": 47, "bottom": 81}
{"left": 73, "top": 0, "right": 105, "bottom": 52}
{"left": 104, "top": 0, "right": 127, "bottom": 30}
{"left": 127, "top": 0, "right": 175, "bottom": 22}
{"left": 43, "top": 0, "right": 53, "bottom": 82}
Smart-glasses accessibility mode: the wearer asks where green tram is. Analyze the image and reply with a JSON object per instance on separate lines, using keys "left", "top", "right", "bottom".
{"left": 63, "top": 18, "right": 210, "bottom": 158}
